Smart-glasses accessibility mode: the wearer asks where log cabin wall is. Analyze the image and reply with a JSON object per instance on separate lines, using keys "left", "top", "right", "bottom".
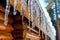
{"left": 0, "top": 4, "right": 45, "bottom": 40}
{"left": 0, "top": 3, "right": 27, "bottom": 40}
{"left": 0, "top": 4, "right": 14, "bottom": 40}
{"left": 0, "top": 0, "right": 56, "bottom": 40}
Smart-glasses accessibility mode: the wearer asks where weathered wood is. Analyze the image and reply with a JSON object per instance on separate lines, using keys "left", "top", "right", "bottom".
{"left": 26, "top": 33, "right": 40, "bottom": 40}
{"left": 12, "top": 30, "right": 23, "bottom": 38}
{"left": 14, "top": 15, "right": 22, "bottom": 21}
{"left": 0, "top": 31, "right": 13, "bottom": 40}
{"left": 0, "top": 12, "right": 14, "bottom": 24}
{"left": 13, "top": 23, "right": 23, "bottom": 30}
{"left": 0, "top": 21, "right": 14, "bottom": 32}
{"left": 0, "top": 5, "right": 5, "bottom": 12}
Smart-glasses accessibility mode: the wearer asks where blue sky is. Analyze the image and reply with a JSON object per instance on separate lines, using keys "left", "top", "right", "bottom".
{"left": 41, "top": 0, "right": 60, "bottom": 20}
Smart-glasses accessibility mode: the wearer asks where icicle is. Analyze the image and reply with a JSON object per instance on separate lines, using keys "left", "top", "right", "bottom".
{"left": 38, "top": 15, "right": 41, "bottom": 36}
{"left": 20, "top": 0, "right": 27, "bottom": 25}
{"left": 31, "top": 12, "right": 35, "bottom": 28}
{"left": 20, "top": 13, "right": 24, "bottom": 24}
{"left": 31, "top": 0, "right": 35, "bottom": 28}
{"left": 4, "top": 10, "right": 9, "bottom": 25}
{"left": 20, "top": 0, "right": 27, "bottom": 16}
{"left": 38, "top": 19, "right": 40, "bottom": 36}
{"left": 20, "top": 0, "right": 22, "bottom": 16}
{"left": 43, "top": 14, "right": 46, "bottom": 34}
{"left": 21, "top": 0, "right": 27, "bottom": 10}
{"left": 20, "top": 0, "right": 24, "bottom": 24}
{"left": 37, "top": 18, "right": 41, "bottom": 36}
{"left": 35, "top": 3, "right": 41, "bottom": 36}
{"left": 13, "top": 0, "right": 18, "bottom": 15}
{"left": 37, "top": 10, "right": 41, "bottom": 36}
{"left": 28, "top": 0, "right": 31, "bottom": 27}
{"left": 4, "top": 0, "right": 10, "bottom": 25}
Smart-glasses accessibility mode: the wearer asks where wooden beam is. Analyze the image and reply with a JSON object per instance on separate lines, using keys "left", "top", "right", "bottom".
{"left": 26, "top": 33, "right": 40, "bottom": 40}
{"left": 27, "top": 26, "right": 38, "bottom": 34}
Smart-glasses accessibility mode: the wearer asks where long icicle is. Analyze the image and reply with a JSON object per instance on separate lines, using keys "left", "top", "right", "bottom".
{"left": 35, "top": 2, "right": 41, "bottom": 36}
{"left": 36, "top": 9, "right": 40, "bottom": 36}
{"left": 20, "top": 0, "right": 24, "bottom": 24}
{"left": 42, "top": 13, "right": 44, "bottom": 39}
{"left": 4, "top": 0, "right": 10, "bottom": 25}
{"left": 20, "top": 0, "right": 27, "bottom": 24}
{"left": 21, "top": 0, "right": 27, "bottom": 10}
{"left": 31, "top": 0, "right": 35, "bottom": 28}
{"left": 28, "top": 0, "right": 31, "bottom": 31}
{"left": 13, "top": 0, "right": 18, "bottom": 15}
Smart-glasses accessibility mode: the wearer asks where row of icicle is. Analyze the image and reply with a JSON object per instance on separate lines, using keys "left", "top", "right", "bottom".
{"left": 5, "top": 0, "right": 47, "bottom": 39}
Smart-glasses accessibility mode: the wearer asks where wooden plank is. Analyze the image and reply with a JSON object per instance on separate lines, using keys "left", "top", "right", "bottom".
{"left": 0, "top": 31, "right": 13, "bottom": 40}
